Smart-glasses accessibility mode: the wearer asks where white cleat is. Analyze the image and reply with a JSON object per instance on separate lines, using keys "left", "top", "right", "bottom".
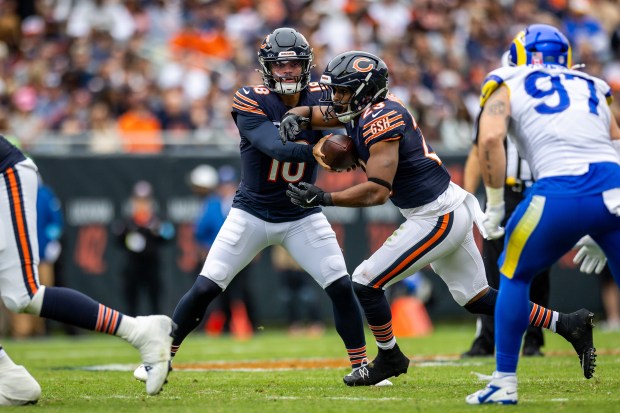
{"left": 466, "top": 371, "right": 518, "bottom": 405}
{"left": 374, "top": 379, "right": 393, "bottom": 387}
{"left": 130, "top": 315, "right": 175, "bottom": 395}
{"left": 0, "top": 361, "right": 41, "bottom": 406}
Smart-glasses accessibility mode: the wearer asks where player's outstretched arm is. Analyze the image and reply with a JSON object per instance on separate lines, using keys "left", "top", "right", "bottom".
{"left": 463, "top": 144, "right": 481, "bottom": 194}
{"left": 478, "top": 87, "right": 509, "bottom": 189}
{"left": 237, "top": 113, "right": 314, "bottom": 162}
{"left": 280, "top": 106, "right": 342, "bottom": 144}
{"left": 478, "top": 85, "right": 510, "bottom": 239}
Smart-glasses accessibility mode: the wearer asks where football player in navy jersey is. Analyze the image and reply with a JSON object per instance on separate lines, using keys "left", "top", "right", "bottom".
{"left": 0, "top": 136, "right": 175, "bottom": 404}
{"left": 280, "top": 51, "right": 596, "bottom": 387}
{"left": 135, "top": 28, "right": 369, "bottom": 382}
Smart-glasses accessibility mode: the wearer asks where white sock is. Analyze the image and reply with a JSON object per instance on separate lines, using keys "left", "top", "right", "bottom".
{"left": 115, "top": 316, "right": 138, "bottom": 342}
{"left": 376, "top": 338, "right": 396, "bottom": 350}
{"left": 549, "top": 312, "right": 559, "bottom": 333}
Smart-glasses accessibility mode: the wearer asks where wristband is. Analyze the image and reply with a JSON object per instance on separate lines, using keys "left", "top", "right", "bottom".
{"left": 485, "top": 186, "right": 504, "bottom": 206}
{"left": 323, "top": 192, "right": 333, "bottom": 206}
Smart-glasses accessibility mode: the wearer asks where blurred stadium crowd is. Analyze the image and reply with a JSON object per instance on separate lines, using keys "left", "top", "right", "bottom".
{"left": 1, "top": 0, "right": 619, "bottom": 155}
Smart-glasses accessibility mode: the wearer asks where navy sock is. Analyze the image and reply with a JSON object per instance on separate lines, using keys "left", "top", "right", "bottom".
{"left": 464, "top": 287, "right": 545, "bottom": 329}
{"left": 353, "top": 282, "right": 395, "bottom": 348}
{"left": 463, "top": 288, "right": 498, "bottom": 316}
{"left": 171, "top": 276, "right": 222, "bottom": 351}
{"left": 39, "top": 286, "right": 124, "bottom": 334}
{"left": 325, "top": 277, "right": 367, "bottom": 368}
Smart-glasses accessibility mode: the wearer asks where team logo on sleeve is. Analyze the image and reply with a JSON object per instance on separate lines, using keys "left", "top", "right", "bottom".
{"left": 362, "top": 110, "right": 404, "bottom": 144}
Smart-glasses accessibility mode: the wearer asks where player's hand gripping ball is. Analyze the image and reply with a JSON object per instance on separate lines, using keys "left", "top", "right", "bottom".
{"left": 321, "top": 134, "right": 358, "bottom": 171}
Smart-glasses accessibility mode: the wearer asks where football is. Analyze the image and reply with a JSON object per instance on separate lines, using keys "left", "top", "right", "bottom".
{"left": 321, "top": 134, "right": 357, "bottom": 171}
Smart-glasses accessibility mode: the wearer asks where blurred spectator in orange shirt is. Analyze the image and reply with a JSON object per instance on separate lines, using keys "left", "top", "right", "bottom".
{"left": 117, "top": 89, "right": 162, "bottom": 153}
{"left": 169, "top": 1, "right": 232, "bottom": 61}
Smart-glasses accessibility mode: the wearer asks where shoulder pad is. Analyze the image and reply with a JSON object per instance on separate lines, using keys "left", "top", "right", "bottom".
{"left": 232, "top": 86, "right": 270, "bottom": 116}
{"left": 359, "top": 101, "right": 406, "bottom": 146}
{"left": 480, "top": 70, "right": 505, "bottom": 107}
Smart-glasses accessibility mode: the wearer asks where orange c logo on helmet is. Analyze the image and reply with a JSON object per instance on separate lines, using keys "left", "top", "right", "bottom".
{"left": 352, "top": 58, "right": 374, "bottom": 73}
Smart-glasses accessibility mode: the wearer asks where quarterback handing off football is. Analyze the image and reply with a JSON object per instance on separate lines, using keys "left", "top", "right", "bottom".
{"left": 321, "top": 134, "right": 358, "bottom": 171}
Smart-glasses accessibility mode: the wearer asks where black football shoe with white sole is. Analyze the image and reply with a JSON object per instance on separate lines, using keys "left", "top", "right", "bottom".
{"left": 343, "top": 344, "right": 410, "bottom": 386}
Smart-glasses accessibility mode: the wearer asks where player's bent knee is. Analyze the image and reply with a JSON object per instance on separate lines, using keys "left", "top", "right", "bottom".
{"left": 23, "top": 286, "right": 46, "bottom": 315}
{"left": 2, "top": 288, "right": 42, "bottom": 314}
{"left": 318, "top": 255, "right": 348, "bottom": 288}
{"left": 351, "top": 259, "right": 375, "bottom": 286}
{"left": 201, "top": 261, "right": 233, "bottom": 289}
{"left": 445, "top": 279, "right": 488, "bottom": 307}
{"left": 190, "top": 276, "right": 223, "bottom": 301}
{"left": 324, "top": 276, "right": 353, "bottom": 300}
{"left": 352, "top": 282, "right": 383, "bottom": 304}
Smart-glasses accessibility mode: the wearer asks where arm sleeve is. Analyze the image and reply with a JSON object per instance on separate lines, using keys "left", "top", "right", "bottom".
{"left": 236, "top": 113, "right": 314, "bottom": 163}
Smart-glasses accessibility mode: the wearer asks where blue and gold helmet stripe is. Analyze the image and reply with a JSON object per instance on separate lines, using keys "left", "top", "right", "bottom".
{"left": 509, "top": 30, "right": 527, "bottom": 66}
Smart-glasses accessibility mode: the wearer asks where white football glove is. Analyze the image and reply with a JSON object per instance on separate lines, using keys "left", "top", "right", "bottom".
{"left": 482, "top": 202, "right": 505, "bottom": 240}
{"left": 573, "top": 235, "right": 607, "bottom": 274}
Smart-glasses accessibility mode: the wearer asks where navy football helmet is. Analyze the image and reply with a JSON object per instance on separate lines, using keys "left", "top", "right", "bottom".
{"left": 508, "top": 24, "right": 572, "bottom": 68}
{"left": 257, "top": 28, "right": 314, "bottom": 95}
{"left": 318, "top": 51, "right": 389, "bottom": 122}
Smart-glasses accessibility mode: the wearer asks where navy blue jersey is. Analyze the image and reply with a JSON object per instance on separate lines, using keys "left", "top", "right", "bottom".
{"left": 0, "top": 135, "right": 26, "bottom": 173}
{"left": 345, "top": 94, "right": 451, "bottom": 208}
{"left": 231, "top": 82, "right": 327, "bottom": 222}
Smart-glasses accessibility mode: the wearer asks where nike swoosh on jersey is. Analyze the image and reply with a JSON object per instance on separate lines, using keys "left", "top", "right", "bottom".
{"left": 243, "top": 88, "right": 250, "bottom": 94}
{"left": 372, "top": 110, "right": 384, "bottom": 118}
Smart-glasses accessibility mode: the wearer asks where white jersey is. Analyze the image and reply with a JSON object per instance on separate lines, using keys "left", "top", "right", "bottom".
{"left": 481, "top": 65, "right": 619, "bottom": 180}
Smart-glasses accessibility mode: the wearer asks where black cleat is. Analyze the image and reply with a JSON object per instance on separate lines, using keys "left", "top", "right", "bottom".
{"left": 343, "top": 344, "right": 410, "bottom": 386}
{"left": 522, "top": 345, "right": 544, "bottom": 357}
{"left": 556, "top": 308, "right": 597, "bottom": 379}
{"left": 461, "top": 345, "right": 494, "bottom": 358}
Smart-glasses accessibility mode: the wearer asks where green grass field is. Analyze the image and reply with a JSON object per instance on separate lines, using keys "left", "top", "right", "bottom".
{"left": 4, "top": 323, "right": 620, "bottom": 412}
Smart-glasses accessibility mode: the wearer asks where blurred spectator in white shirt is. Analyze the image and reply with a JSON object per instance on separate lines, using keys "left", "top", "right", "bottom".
{"left": 66, "top": 0, "right": 136, "bottom": 42}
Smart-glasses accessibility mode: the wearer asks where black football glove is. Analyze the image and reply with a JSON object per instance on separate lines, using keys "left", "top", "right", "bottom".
{"left": 286, "top": 182, "right": 333, "bottom": 208}
{"left": 279, "top": 112, "right": 310, "bottom": 145}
